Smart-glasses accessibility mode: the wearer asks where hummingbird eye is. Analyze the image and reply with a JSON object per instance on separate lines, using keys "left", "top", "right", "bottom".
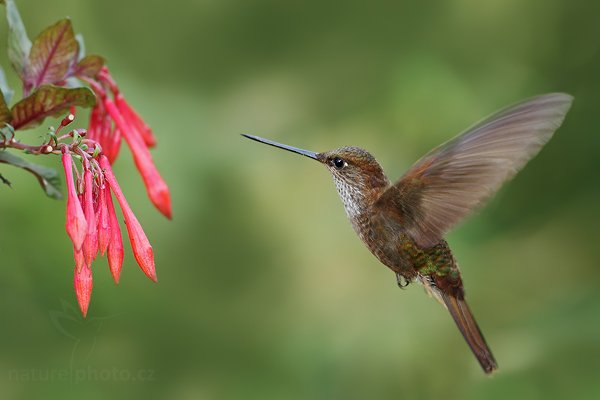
{"left": 332, "top": 157, "right": 346, "bottom": 169}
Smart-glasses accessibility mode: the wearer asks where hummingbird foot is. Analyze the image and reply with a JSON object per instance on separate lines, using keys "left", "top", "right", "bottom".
{"left": 395, "top": 273, "right": 411, "bottom": 289}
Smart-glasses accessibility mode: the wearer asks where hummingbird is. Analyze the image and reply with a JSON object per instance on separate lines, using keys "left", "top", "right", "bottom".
{"left": 242, "top": 93, "right": 573, "bottom": 374}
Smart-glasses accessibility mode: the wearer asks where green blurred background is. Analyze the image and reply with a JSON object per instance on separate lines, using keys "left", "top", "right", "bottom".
{"left": 1, "top": 0, "right": 600, "bottom": 399}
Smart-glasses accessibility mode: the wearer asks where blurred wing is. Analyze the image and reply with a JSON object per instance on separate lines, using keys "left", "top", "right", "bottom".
{"left": 376, "top": 93, "right": 573, "bottom": 248}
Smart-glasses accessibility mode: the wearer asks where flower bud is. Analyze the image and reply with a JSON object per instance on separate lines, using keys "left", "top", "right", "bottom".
{"left": 97, "top": 184, "right": 111, "bottom": 256}
{"left": 105, "top": 187, "right": 124, "bottom": 283}
{"left": 61, "top": 150, "right": 87, "bottom": 250}
{"left": 82, "top": 169, "right": 98, "bottom": 265}
{"left": 74, "top": 263, "right": 93, "bottom": 318}
{"left": 100, "top": 156, "right": 157, "bottom": 282}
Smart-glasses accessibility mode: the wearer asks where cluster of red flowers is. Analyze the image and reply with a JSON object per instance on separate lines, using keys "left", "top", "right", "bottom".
{"left": 61, "top": 67, "right": 171, "bottom": 317}
{"left": 0, "top": 0, "right": 170, "bottom": 317}
{"left": 86, "top": 67, "right": 171, "bottom": 219}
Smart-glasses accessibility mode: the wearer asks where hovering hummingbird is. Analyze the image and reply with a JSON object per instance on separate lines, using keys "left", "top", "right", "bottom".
{"left": 242, "top": 93, "right": 573, "bottom": 374}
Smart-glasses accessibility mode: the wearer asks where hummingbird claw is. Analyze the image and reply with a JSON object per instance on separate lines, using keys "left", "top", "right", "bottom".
{"left": 396, "top": 273, "right": 411, "bottom": 289}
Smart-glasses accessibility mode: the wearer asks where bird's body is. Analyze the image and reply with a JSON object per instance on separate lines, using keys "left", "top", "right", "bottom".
{"left": 243, "top": 93, "right": 573, "bottom": 374}
{"left": 327, "top": 148, "right": 494, "bottom": 371}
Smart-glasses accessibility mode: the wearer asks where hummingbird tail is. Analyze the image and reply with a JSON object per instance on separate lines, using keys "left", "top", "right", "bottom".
{"left": 441, "top": 292, "right": 498, "bottom": 374}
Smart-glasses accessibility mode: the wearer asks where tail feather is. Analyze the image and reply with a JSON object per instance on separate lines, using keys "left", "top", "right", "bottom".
{"left": 441, "top": 292, "right": 498, "bottom": 374}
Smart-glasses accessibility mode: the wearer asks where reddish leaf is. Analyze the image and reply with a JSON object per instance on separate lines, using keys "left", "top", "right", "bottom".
{"left": 74, "top": 55, "right": 105, "bottom": 79}
{"left": 25, "top": 19, "right": 79, "bottom": 94}
{"left": 1, "top": 0, "right": 32, "bottom": 80}
{"left": 11, "top": 85, "right": 95, "bottom": 130}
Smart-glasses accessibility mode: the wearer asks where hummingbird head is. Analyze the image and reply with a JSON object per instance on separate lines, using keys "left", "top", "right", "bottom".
{"left": 242, "top": 135, "right": 390, "bottom": 218}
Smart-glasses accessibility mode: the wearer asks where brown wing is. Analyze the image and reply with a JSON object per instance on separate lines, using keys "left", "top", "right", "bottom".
{"left": 376, "top": 93, "right": 573, "bottom": 248}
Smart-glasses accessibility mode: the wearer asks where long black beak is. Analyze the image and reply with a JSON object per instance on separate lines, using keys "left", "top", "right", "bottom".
{"left": 242, "top": 134, "right": 318, "bottom": 160}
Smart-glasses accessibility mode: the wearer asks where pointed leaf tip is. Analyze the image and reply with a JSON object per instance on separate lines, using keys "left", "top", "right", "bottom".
{"left": 75, "top": 55, "right": 105, "bottom": 79}
{"left": 26, "top": 18, "right": 78, "bottom": 92}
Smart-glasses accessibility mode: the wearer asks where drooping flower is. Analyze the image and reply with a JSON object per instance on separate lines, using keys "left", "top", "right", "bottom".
{"left": 115, "top": 93, "right": 157, "bottom": 148}
{"left": 59, "top": 128, "right": 163, "bottom": 315}
{"left": 97, "top": 183, "right": 111, "bottom": 256}
{"left": 62, "top": 146, "right": 159, "bottom": 313}
{"left": 87, "top": 101, "right": 122, "bottom": 164}
{"left": 87, "top": 103, "right": 102, "bottom": 140}
{"left": 61, "top": 149, "right": 87, "bottom": 251}
{"left": 105, "top": 186, "right": 124, "bottom": 284}
{"left": 0, "top": 0, "right": 168, "bottom": 319}
{"left": 82, "top": 168, "right": 98, "bottom": 266}
{"left": 74, "top": 263, "right": 93, "bottom": 317}
{"left": 84, "top": 67, "right": 172, "bottom": 219}
{"left": 100, "top": 155, "right": 157, "bottom": 282}
{"left": 73, "top": 245, "right": 85, "bottom": 272}
{"left": 104, "top": 98, "right": 172, "bottom": 219}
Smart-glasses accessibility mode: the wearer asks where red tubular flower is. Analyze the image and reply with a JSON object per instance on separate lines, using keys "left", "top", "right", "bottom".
{"left": 106, "top": 122, "right": 122, "bottom": 164}
{"left": 105, "top": 187, "right": 124, "bottom": 284}
{"left": 82, "top": 169, "right": 98, "bottom": 266}
{"left": 87, "top": 101, "right": 123, "bottom": 165}
{"left": 74, "top": 263, "right": 93, "bottom": 317}
{"left": 74, "top": 245, "right": 85, "bottom": 272}
{"left": 115, "top": 94, "right": 157, "bottom": 148}
{"left": 87, "top": 104, "right": 102, "bottom": 141}
{"left": 97, "top": 184, "right": 111, "bottom": 256}
{"left": 61, "top": 149, "right": 88, "bottom": 250}
{"left": 100, "top": 155, "right": 157, "bottom": 282}
{"left": 0, "top": 0, "right": 171, "bottom": 316}
{"left": 104, "top": 98, "right": 172, "bottom": 219}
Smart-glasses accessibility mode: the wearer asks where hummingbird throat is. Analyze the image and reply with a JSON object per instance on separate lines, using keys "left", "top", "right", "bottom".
{"left": 332, "top": 175, "right": 368, "bottom": 219}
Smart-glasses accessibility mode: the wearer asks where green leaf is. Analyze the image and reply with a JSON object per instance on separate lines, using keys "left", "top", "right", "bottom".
{"left": 11, "top": 85, "right": 96, "bottom": 130}
{"left": 0, "top": 65, "right": 15, "bottom": 104}
{"left": 74, "top": 55, "right": 105, "bottom": 79}
{"left": 0, "top": 89, "right": 11, "bottom": 124}
{"left": 25, "top": 19, "right": 79, "bottom": 93}
{"left": 0, "top": 150, "right": 62, "bottom": 199}
{"left": 1, "top": 0, "right": 32, "bottom": 80}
